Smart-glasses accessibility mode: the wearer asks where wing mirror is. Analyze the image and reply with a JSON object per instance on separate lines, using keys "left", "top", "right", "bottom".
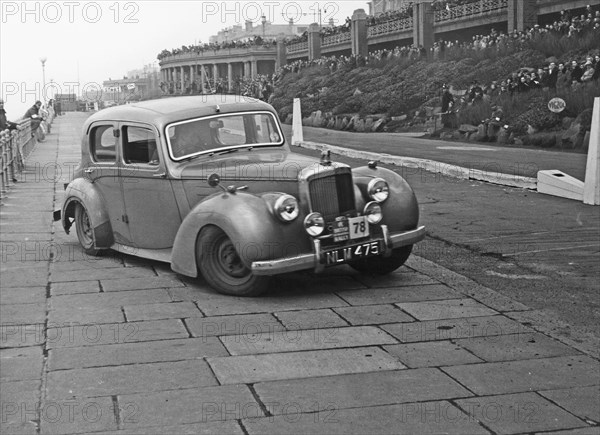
{"left": 208, "top": 173, "right": 221, "bottom": 187}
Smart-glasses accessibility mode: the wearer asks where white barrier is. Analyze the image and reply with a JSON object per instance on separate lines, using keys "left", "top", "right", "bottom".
{"left": 583, "top": 97, "right": 599, "bottom": 205}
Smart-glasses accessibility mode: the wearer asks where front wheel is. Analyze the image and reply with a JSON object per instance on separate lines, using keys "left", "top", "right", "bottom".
{"left": 349, "top": 245, "right": 413, "bottom": 275}
{"left": 196, "top": 226, "right": 270, "bottom": 296}
{"left": 74, "top": 204, "right": 101, "bottom": 256}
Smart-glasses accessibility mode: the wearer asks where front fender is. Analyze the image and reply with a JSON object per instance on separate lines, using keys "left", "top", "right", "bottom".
{"left": 171, "top": 192, "right": 311, "bottom": 277}
{"left": 61, "top": 178, "right": 114, "bottom": 249}
{"left": 353, "top": 166, "right": 420, "bottom": 232}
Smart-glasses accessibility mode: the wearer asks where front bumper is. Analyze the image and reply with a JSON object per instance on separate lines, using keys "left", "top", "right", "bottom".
{"left": 251, "top": 225, "right": 426, "bottom": 276}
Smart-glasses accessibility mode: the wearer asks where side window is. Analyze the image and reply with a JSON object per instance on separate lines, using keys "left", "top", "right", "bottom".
{"left": 90, "top": 125, "right": 117, "bottom": 163}
{"left": 123, "top": 126, "right": 159, "bottom": 165}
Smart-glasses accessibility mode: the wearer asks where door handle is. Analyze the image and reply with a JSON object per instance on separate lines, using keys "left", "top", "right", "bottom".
{"left": 153, "top": 172, "right": 166, "bottom": 178}
{"left": 84, "top": 168, "right": 94, "bottom": 174}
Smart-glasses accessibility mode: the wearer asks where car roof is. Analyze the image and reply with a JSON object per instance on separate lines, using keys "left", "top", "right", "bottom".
{"left": 85, "top": 95, "right": 278, "bottom": 129}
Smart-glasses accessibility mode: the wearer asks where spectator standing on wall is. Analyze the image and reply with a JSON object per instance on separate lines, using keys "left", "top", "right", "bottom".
{"left": 441, "top": 84, "right": 455, "bottom": 128}
{"left": 0, "top": 99, "right": 19, "bottom": 131}
{"left": 547, "top": 62, "right": 558, "bottom": 90}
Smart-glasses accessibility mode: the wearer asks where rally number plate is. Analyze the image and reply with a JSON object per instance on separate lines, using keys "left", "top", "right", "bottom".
{"left": 322, "top": 240, "right": 382, "bottom": 266}
{"left": 332, "top": 216, "right": 369, "bottom": 242}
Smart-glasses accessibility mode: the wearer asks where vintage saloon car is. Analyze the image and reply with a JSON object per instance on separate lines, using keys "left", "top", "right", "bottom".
{"left": 55, "top": 95, "right": 425, "bottom": 296}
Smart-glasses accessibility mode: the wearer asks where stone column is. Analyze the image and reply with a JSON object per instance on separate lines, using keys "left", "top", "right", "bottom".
{"left": 413, "top": 0, "right": 434, "bottom": 51}
{"left": 251, "top": 60, "right": 258, "bottom": 78}
{"left": 227, "top": 63, "right": 232, "bottom": 92}
{"left": 189, "top": 65, "right": 195, "bottom": 89}
{"left": 507, "top": 0, "right": 538, "bottom": 33}
{"left": 351, "top": 9, "right": 368, "bottom": 57}
{"left": 200, "top": 64, "right": 206, "bottom": 93}
{"left": 307, "top": 23, "right": 321, "bottom": 61}
{"left": 179, "top": 66, "right": 185, "bottom": 94}
{"left": 276, "top": 34, "right": 287, "bottom": 69}
{"left": 213, "top": 64, "right": 218, "bottom": 86}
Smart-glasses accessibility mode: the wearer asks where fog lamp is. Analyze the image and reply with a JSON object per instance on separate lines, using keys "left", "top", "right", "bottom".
{"left": 303, "top": 212, "right": 325, "bottom": 236}
{"left": 363, "top": 202, "right": 383, "bottom": 224}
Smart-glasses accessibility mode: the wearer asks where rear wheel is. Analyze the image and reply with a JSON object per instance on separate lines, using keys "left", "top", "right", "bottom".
{"left": 349, "top": 245, "right": 413, "bottom": 275}
{"left": 74, "top": 204, "right": 101, "bottom": 256}
{"left": 196, "top": 226, "right": 269, "bottom": 296}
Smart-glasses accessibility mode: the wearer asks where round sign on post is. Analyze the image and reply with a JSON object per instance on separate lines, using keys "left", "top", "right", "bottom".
{"left": 548, "top": 98, "right": 566, "bottom": 113}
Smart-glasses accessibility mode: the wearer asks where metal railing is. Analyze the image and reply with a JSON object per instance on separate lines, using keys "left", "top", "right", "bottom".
{"left": 287, "top": 40, "right": 309, "bottom": 54}
{"left": 1, "top": 119, "right": 36, "bottom": 202}
{"left": 322, "top": 31, "right": 352, "bottom": 47}
{"left": 368, "top": 17, "right": 414, "bottom": 37}
{"left": 435, "top": 0, "right": 508, "bottom": 23}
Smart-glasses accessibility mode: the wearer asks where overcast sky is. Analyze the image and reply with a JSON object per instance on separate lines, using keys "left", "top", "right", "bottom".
{"left": 1, "top": 1, "right": 369, "bottom": 118}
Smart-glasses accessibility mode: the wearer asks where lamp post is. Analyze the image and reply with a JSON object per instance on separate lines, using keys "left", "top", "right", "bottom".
{"left": 261, "top": 15, "right": 266, "bottom": 37}
{"left": 40, "top": 57, "right": 47, "bottom": 100}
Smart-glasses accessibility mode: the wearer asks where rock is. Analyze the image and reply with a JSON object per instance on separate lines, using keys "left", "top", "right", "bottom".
{"left": 561, "top": 116, "right": 574, "bottom": 130}
{"left": 470, "top": 124, "right": 487, "bottom": 141}
{"left": 372, "top": 118, "right": 386, "bottom": 132}
{"left": 513, "top": 137, "right": 524, "bottom": 146}
{"left": 353, "top": 88, "right": 362, "bottom": 96}
{"left": 458, "top": 124, "right": 478, "bottom": 133}
{"left": 355, "top": 118, "right": 366, "bottom": 132}
{"left": 452, "top": 130, "right": 463, "bottom": 140}
{"left": 391, "top": 115, "right": 407, "bottom": 121}
{"left": 340, "top": 117, "right": 348, "bottom": 130}
{"left": 527, "top": 124, "right": 538, "bottom": 135}
{"left": 285, "top": 114, "right": 292, "bottom": 124}
{"left": 468, "top": 132, "right": 479, "bottom": 142}
{"left": 314, "top": 110, "right": 323, "bottom": 127}
{"left": 334, "top": 117, "right": 344, "bottom": 130}
{"left": 440, "top": 131, "right": 454, "bottom": 140}
{"left": 562, "top": 122, "right": 582, "bottom": 148}
{"left": 364, "top": 117, "right": 374, "bottom": 131}
{"left": 302, "top": 117, "right": 310, "bottom": 127}
{"left": 326, "top": 118, "right": 335, "bottom": 129}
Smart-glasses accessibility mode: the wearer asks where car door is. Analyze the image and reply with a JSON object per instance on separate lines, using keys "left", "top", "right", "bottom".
{"left": 119, "top": 122, "right": 182, "bottom": 250}
{"left": 86, "top": 122, "right": 131, "bottom": 245}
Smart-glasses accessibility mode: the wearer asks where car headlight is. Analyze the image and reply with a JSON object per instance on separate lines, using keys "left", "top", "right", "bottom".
{"left": 303, "top": 212, "right": 325, "bottom": 236}
{"left": 363, "top": 202, "right": 383, "bottom": 224}
{"left": 367, "top": 178, "right": 389, "bottom": 203}
{"left": 274, "top": 194, "right": 299, "bottom": 222}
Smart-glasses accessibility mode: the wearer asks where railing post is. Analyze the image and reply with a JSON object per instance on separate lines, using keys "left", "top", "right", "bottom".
{"left": 351, "top": 9, "right": 368, "bottom": 57}
{"left": 276, "top": 34, "right": 287, "bottom": 69}
{"left": 307, "top": 23, "right": 321, "bottom": 61}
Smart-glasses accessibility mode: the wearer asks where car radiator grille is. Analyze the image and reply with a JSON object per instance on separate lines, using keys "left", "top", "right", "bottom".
{"left": 309, "top": 173, "right": 355, "bottom": 221}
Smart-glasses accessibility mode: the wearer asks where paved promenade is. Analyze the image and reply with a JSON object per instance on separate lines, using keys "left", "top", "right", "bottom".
{"left": 1, "top": 113, "right": 599, "bottom": 434}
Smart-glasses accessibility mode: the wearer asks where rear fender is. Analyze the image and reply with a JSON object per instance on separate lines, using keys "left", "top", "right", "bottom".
{"left": 62, "top": 178, "right": 114, "bottom": 248}
{"left": 171, "top": 192, "right": 309, "bottom": 277}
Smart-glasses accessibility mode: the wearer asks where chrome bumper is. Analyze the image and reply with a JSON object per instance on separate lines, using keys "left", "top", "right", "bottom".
{"left": 251, "top": 225, "right": 426, "bottom": 276}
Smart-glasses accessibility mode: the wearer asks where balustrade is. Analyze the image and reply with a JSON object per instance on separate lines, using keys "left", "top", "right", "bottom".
{"left": 1, "top": 119, "right": 35, "bottom": 202}
{"left": 322, "top": 32, "right": 351, "bottom": 47}
{"left": 286, "top": 41, "right": 308, "bottom": 54}
{"left": 367, "top": 17, "right": 414, "bottom": 37}
{"left": 435, "top": 0, "right": 508, "bottom": 23}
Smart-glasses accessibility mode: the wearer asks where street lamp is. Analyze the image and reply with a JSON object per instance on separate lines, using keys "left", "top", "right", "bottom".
{"left": 261, "top": 15, "right": 266, "bottom": 37}
{"left": 40, "top": 57, "right": 47, "bottom": 100}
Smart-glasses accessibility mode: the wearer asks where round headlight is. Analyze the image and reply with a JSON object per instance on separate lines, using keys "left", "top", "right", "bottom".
{"left": 363, "top": 201, "right": 383, "bottom": 224}
{"left": 274, "top": 194, "right": 299, "bottom": 222}
{"left": 303, "top": 212, "right": 325, "bottom": 237}
{"left": 367, "top": 178, "right": 389, "bottom": 203}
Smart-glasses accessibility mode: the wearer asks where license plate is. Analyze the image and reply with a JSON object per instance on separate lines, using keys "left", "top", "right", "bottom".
{"left": 322, "top": 240, "right": 382, "bottom": 266}
{"left": 332, "top": 216, "right": 369, "bottom": 242}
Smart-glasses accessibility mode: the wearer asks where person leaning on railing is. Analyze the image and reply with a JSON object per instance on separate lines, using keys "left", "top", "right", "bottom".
{"left": 0, "top": 99, "right": 19, "bottom": 132}
{"left": 23, "top": 100, "right": 45, "bottom": 142}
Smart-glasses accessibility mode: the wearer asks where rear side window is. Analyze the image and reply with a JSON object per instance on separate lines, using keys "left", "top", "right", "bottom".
{"left": 90, "top": 125, "right": 117, "bottom": 163}
{"left": 123, "top": 126, "right": 159, "bottom": 165}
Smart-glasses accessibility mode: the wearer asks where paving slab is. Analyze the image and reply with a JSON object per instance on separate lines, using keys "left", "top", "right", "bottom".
{"left": 0, "top": 287, "right": 46, "bottom": 305}
{"left": 382, "top": 315, "right": 531, "bottom": 343}
{"left": 50, "top": 281, "right": 101, "bottom": 296}
{"left": 539, "top": 386, "right": 600, "bottom": 423}
{"left": 100, "top": 276, "right": 185, "bottom": 292}
{"left": 274, "top": 309, "right": 348, "bottom": 329}
{"left": 48, "top": 306, "right": 125, "bottom": 325}
{"left": 242, "top": 401, "right": 490, "bottom": 434}
{"left": 337, "top": 284, "right": 463, "bottom": 306}
{"left": 48, "top": 336, "right": 227, "bottom": 370}
{"left": 38, "top": 396, "right": 118, "bottom": 435}
{"left": 117, "top": 385, "right": 261, "bottom": 428}
{"left": 444, "top": 355, "right": 600, "bottom": 395}
{"left": 50, "top": 267, "right": 156, "bottom": 283}
{"left": 254, "top": 368, "right": 472, "bottom": 412}
{"left": 208, "top": 347, "right": 405, "bottom": 384}
{"left": 333, "top": 304, "right": 415, "bottom": 325}
{"left": 0, "top": 303, "right": 47, "bottom": 324}
{"left": 384, "top": 341, "right": 484, "bottom": 368}
{"left": 82, "top": 420, "right": 244, "bottom": 434}
{"left": 49, "top": 289, "right": 172, "bottom": 310}
{"left": 0, "top": 323, "right": 45, "bottom": 348}
{"left": 397, "top": 298, "right": 499, "bottom": 321}
{"left": 0, "top": 380, "right": 41, "bottom": 430}
{"left": 455, "top": 332, "right": 582, "bottom": 362}
{"left": 455, "top": 392, "right": 588, "bottom": 434}
{"left": 1, "top": 267, "right": 49, "bottom": 287}
{"left": 123, "top": 302, "right": 204, "bottom": 321}
{"left": 220, "top": 326, "right": 397, "bottom": 355}
{"left": 186, "top": 313, "right": 284, "bottom": 337}
{"left": 46, "top": 319, "right": 188, "bottom": 348}
{"left": 46, "top": 360, "right": 217, "bottom": 399}
{"left": 0, "top": 346, "right": 43, "bottom": 381}
{"left": 352, "top": 270, "right": 440, "bottom": 288}
{"left": 270, "top": 274, "right": 367, "bottom": 292}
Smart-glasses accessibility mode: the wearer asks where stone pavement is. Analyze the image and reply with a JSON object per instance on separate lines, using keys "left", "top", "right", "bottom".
{"left": 1, "top": 113, "right": 599, "bottom": 434}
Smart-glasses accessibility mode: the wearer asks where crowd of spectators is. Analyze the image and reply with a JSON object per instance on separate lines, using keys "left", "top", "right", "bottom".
{"left": 158, "top": 36, "right": 276, "bottom": 60}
